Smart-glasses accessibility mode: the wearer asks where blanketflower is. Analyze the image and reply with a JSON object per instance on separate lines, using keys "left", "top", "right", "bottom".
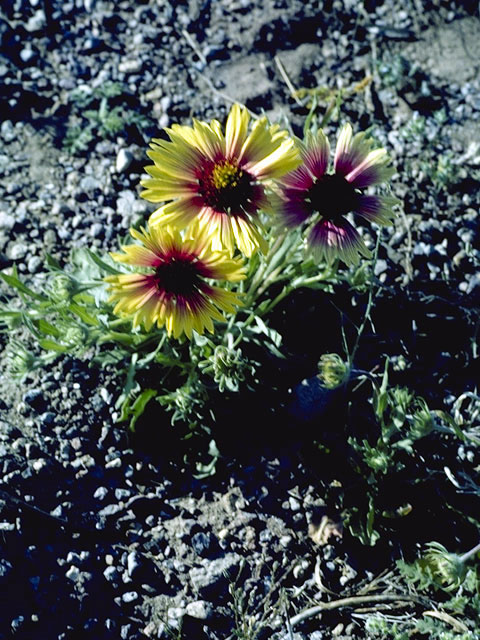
{"left": 140, "top": 104, "right": 300, "bottom": 257}
{"left": 105, "top": 225, "right": 245, "bottom": 339}
{"left": 277, "top": 124, "right": 398, "bottom": 265}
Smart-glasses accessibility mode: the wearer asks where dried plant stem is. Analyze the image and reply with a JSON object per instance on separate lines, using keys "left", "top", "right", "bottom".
{"left": 290, "top": 593, "right": 431, "bottom": 628}
{"left": 274, "top": 55, "right": 304, "bottom": 107}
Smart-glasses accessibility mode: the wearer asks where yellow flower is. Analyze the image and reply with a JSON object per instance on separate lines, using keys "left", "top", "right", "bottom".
{"left": 140, "top": 104, "right": 300, "bottom": 257}
{"left": 105, "top": 225, "right": 245, "bottom": 339}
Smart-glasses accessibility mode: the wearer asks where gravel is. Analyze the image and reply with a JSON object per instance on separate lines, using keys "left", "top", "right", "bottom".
{"left": 0, "top": 0, "right": 479, "bottom": 639}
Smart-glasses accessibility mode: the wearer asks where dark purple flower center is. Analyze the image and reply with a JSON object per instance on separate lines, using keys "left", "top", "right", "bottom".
{"left": 306, "top": 173, "right": 359, "bottom": 221}
{"left": 155, "top": 256, "right": 203, "bottom": 296}
{"left": 198, "top": 161, "right": 254, "bottom": 215}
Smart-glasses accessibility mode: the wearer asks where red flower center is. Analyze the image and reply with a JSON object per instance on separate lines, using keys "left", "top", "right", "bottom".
{"left": 198, "top": 161, "right": 254, "bottom": 215}
{"left": 155, "top": 256, "right": 203, "bottom": 296}
{"left": 306, "top": 173, "right": 359, "bottom": 221}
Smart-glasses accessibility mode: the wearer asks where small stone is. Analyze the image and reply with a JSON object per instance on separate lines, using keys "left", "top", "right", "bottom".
{"left": 66, "top": 565, "right": 80, "bottom": 581}
{"left": 122, "top": 591, "right": 138, "bottom": 603}
{"left": 116, "top": 149, "right": 133, "bottom": 173}
{"left": 20, "top": 48, "right": 36, "bottom": 64}
{"left": 374, "top": 259, "right": 388, "bottom": 276}
{"left": 104, "top": 566, "right": 120, "bottom": 584}
{"left": 0, "top": 121, "right": 15, "bottom": 142}
{"left": 0, "top": 212, "right": 15, "bottom": 230}
{"left": 127, "top": 551, "right": 141, "bottom": 578}
{"left": 105, "top": 457, "right": 122, "bottom": 469}
{"left": 90, "top": 222, "right": 103, "bottom": 238}
{"left": 115, "top": 488, "right": 131, "bottom": 501}
{"left": 11, "top": 616, "right": 25, "bottom": 632}
{"left": 118, "top": 59, "right": 143, "bottom": 74}
{"left": 0, "top": 522, "right": 15, "bottom": 531}
{"left": 8, "top": 243, "right": 28, "bottom": 260}
{"left": 31, "top": 458, "right": 47, "bottom": 472}
{"left": 93, "top": 486, "right": 108, "bottom": 500}
{"left": 189, "top": 553, "right": 243, "bottom": 598}
{"left": 0, "top": 559, "right": 13, "bottom": 583}
{"left": 185, "top": 600, "right": 212, "bottom": 620}
{"left": 280, "top": 535, "right": 292, "bottom": 547}
{"left": 25, "top": 9, "right": 46, "bottom": 32}
{"left": 191, "top": 531, "right": 216, "bottom": 557}
{"left": 27, "top": 256, "right": 42, "bottom": 273}
{"left": 116, "top": 190, "right": 137, "bottom": 218}
{"left": 80, "top": 176, "right": 101, "bottom": 193}
{"left": 98, "top": 503, "right": 123, "bottom": 517}
{"left": 142, "top": 621, "right": 156, "bottom": 637}
{"left": 289, "top": 497, "right": 301, "bottom": 511}
{"left": 167, "top": 607, "right": 185, "bottom": 622}
{"left": 105, "top": 619, "right": 116, "bottom": 631}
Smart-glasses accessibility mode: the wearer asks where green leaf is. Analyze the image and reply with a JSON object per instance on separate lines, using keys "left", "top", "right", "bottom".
{"left": 45, "top": 254, "right": 62, "bottom": 271}
{"left": 38, "top": 339, "right": 69, "bottom": 352}
{"left": 68, "top": 302, "right": 99, "bottom": 325}
{"left": 0, "top": 272, "right": 48, "bottom": 302}
{"left": 98, "top": 331, "right": 137, "bottom": 347}
{"left": 85, "top": 249, "right": 122, "bottom": 276}
{"left": 35, "top": 318, "right": 61, "bottom": 337}
{"left": 127, "top": 388, "right": 157, "bottom": 431}
{"left": 365, "top": 497, "right": 380, "bottom": 546}
{"left": 375, "top": 358, "right": 389, "bottom": 420}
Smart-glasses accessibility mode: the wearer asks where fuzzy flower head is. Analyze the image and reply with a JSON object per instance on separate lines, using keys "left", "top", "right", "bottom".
{"left": 278, "top": 124, "right": 398, "bottom": 265}
{"left": 141, "top": 104, "right": 300, "bottom": 257}
{"left": 105, "top": 225, "right": 245, "bottom": 339}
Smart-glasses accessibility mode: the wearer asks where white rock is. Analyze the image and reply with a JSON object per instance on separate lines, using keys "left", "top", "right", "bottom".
{"left": 118, "top": 59, "right": 143, "bottom": 75}
{"left": 66, "top": 565, "right": 80, "bottom": 581}
{"left": 31, "top": 458, "right": 47, "bottom": 472}
{"left": 0, "top": 211, "right": 15, "bottom": 230}
{"left": 186, "top": 600, "right": 212, "bottom": 620}
{"left": 25, "top": 10, "right": 46, "bottom": 32}
{"left": 116, "top": 149, "right": 133, "bottom": 173}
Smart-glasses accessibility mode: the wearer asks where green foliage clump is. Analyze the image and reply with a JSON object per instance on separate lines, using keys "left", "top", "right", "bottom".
{"left": 63, "top": 81, "right": 153, "bottom": 154}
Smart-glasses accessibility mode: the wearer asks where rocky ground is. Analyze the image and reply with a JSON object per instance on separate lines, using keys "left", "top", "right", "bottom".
{"left": 0, "top": 0, "right": 480, "bottom": 639}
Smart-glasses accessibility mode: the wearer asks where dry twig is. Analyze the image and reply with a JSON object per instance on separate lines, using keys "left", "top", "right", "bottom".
{"left": 289, "top": 593, "right": 431, "bottom": 628}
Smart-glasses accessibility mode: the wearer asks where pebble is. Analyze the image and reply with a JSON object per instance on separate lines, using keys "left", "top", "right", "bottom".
{"left": 127, "top": 551, "right": 141, "bottom": 578}
{"left": 98, "top": 503, "right": 124, "bottom": 517}
{"left": 31, "top": 458, "right": 47, "bottom": 472}
{"left": 105, "top": 457, "right": 122, "bottom": 469}
{"left": 103, "top": 566, "right": 120, "bottom": 584}
{"left": 0, "top": 212, "right": 15, "bottom": 230}
{"left": 66, "top": 565, "right": 80, "bottom": 581}
{"left": 122, "top": 591, "right": 138, "bottom": 603}
{"left": 8, "top": 243, "right": 28, "bottom": 260}
{"left": 185, "top": 600, "right": 212, "bottom": 620}
{"left": 0, "top": 121, "right": 15, "bottom": 143}
{"left": 26, "top": 9, "right": 46, "bottom": 31}
{"left": 93, "top": 486, "right": 108, "bottom": 500}
{"left": 116, "top": 190, "right": 137, "bottom": 218}
{"left": 11, "top": 617, "right": 25, "bottom": 632}
{"left": 116, "top": 149, "right": 133, "bottom": 173}
{"left": 27, "top": 255, "right": 42, "bottom": 273}
{"left": 90, "top": 222, "right": 103, "bottom": 238}
{"left": 118, "top": 59, "right": 143, "bottom": 74}
{"left": 20, "top": 48, "right": 37, "bottom": 64}
{"left": 191, "top": 531, "right": 216, "bottom": 557}
{"left": 115, "top": 488, "right": 131, "bottom": 501}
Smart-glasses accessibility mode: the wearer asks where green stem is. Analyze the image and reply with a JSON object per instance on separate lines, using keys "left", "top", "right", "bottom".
{"left": 459, "top": 541, "right": 480, "bottom": 564}
{"left": 347, "top": 231, "right": 381, "bottom": 367}
{"left": 246, "top": 229, "right": 301, "bottom": 304}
